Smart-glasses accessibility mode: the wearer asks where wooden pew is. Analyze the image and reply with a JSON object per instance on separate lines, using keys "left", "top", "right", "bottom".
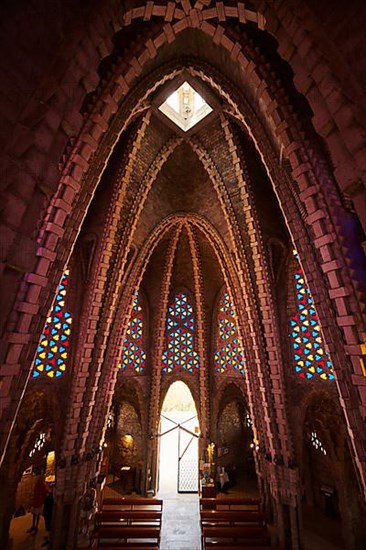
{"left": 96, "top": 542, "right": 159, "bottom": 550}
{"left": 204, "top": 547, "right": 282, "bottom": 550}
{"left": 202, "top": 525, "right": 270, "bottom": 549}
{"left": 102, "top": 498, "right": 162, "bottom": 511}
{"left": 200, "top": 497, "right": 260, "bottom": 511}
{"left": 96, "top": 526, "right": 160, "bottom": 547}
{"left": 95, "top": 510, "right": 161, "bottom": 528}
{"left": 200, "top": 510, "right": 266, "bottom": 528}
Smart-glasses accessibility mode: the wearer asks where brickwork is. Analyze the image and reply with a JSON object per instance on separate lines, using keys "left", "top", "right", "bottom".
{"left": 0, "top": 2, "right": 365, "bottom": 549}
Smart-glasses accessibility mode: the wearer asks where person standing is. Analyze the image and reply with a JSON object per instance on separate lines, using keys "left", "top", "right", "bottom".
{"left": 26, "top": 474, "right": 47, "bottom": 534}
{"left": 41, "top": 483, "right": 54, "bottom": 547}
{"left": 79, "top": 479, "right": 97, "bottom": 536}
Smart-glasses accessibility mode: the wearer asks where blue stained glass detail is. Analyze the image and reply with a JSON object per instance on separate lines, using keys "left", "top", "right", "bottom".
{"left": 32, "top": 270, "right": 72, "bottom": 379}
{"left": 215, "top": 291, "right": 245, "bottom": 375}
{"left": 119, "top": 291, "right": 146, "bottom": 372}
{"left": 161, "top": 292, "right": 199, "bottom": 373}
{"left": 290, "top": 255, "right": 334, "bottom": 381}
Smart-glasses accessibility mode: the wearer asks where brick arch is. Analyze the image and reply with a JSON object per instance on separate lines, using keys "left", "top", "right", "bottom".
{"left": 80, "top": 19, "right": 365, "bottom": 446}
{"left": 301, "top": 391, "right": 346, "bottom": 461}
{"left": 159, "top": 378, "right": 200, "bottom": 425}
{"left": 77, "top": 135, "right": 185, "bottom": 460}
{"left": 298, "top": 389, "right": 354, "bottom": 542}
{"left": 212, "top": 380, "right": 249, "bottom": 439}
{"left": 1, "top": 17, "right": 364, "bottom": 493}
{"left": 0, "top": 388, "right": 57, "bottom": 547}
{"left": 1, "top": 6, "right": 363, "bottom": 395}
{"left": 111, "top": 387, "right": 145, "bottom": 476}
{"left": 112, "top": 379, "right": 147, "bottom": 432}
{"left": 186, "top": 66, "right": 366, "bottom": 492}
{"left": 91, "top": 212, "right": 272, "bottom": 465}
{"left": 4, "top": 7, "right": 361, "bottom": 375}
{"left": 189, "top": 136, "right": 289, "bottom": 462}
{"left": 118, "top": 0, "right": 365, "bottom": 223}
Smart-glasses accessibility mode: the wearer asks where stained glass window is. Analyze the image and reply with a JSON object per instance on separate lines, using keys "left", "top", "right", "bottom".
{"left": 245, "top": 413, "right": 252, "bottom": 428}
{"left": 162, "top": 292, "right": 199, "bottom": 373}
{"left": 311, "top": 431, "right": 327, "bottom": 455}
{"left": 119, "top": 291, "right": 146, "bottom": 373}
{"left": 29, "top": 432, "right": 46, "bottom": 457}
{"left": 215, "top": 291, "right": 245, "bottom": 374}
{"left": 32, "top": 270, "right": 72, "bottom": 379}
{"left": 290, "top": 253, "right": 334, "bottom": 380}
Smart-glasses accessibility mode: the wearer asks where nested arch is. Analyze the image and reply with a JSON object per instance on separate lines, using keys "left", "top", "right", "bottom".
{"left": 0, "top": 388, "right": 59, "bottom": 546}
{"left": 92, "top": 209, "right": 282, "bottom": 471}
{"left": 0, "top": 8, "right": 364, "bottom": 512}
{"left": 2, "top": 0, "right": 364, "bottom": 414}
{"left": 301, "top": 391, "right": 346, "bottom": 464}
{"left": 108, "top": 382, "right": 146, "bottom": 489}
{"left": 2, "top": 35, "right": 364, "bottom": 470}
{"left": 214, "top": 382, "right": 252, "bottom": 473}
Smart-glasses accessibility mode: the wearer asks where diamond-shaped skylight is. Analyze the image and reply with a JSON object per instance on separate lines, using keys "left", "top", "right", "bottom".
{"left": 158, "top": 81, "right": 213, "bottom": 132}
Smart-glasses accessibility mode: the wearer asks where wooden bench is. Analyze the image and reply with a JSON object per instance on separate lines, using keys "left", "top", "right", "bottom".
{"left": 202, "top": 525, "right": 270, "bottom": 549}
{"left": 200, "top": 498, "right": 260, "bottom": 511}
{"left": 96, "top": 526, "right": 160, "bottom": 546}
{"left": 102, "top": 498, "right": 162, "bottom": 512}
{"left": 204, "top": 547, "right": 282, "bottom": 550}
{"left": 95, "top": 510, "right": 162, "bottom": 528}
{"left": 201, "top": 510, "right": 266, "bottom": 527}
{"left": 96, "top": 546, "right": 158, "bottom": 549}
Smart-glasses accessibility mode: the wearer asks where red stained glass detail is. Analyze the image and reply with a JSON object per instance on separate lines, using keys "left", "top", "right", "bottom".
{"left": 161, "top": 292, "right": 199, "bottom": 373}
{"left": 120, "top": 291, "right": 146, "bottom": 373}
{"left": 215, "top": 291, "right": 245, "bottom": 375}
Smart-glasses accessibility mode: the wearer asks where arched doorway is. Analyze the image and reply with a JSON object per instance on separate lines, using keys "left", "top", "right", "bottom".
{"left": 157, "top": 381, "right": 200, "bottom": 495}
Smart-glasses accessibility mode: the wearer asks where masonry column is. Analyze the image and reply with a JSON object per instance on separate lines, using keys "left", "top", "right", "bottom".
{"left": 51, "top": 459, "right": 96, "bottom": 550}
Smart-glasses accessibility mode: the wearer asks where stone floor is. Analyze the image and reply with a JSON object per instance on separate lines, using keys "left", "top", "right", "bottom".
{"left": 158, "top": 492, "right": 200, "bottom": 550}
{"left": 8, "top": 513, "right": 47, "bottom": 549}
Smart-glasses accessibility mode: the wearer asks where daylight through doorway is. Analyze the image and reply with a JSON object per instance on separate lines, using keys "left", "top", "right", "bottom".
{"left": 158, "top": 381, "right": 199, "bottom": 495}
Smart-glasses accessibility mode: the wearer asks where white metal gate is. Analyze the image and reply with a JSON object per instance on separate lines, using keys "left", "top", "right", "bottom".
{"left": 159, "top": 413, "right": 199, "bottom": 494}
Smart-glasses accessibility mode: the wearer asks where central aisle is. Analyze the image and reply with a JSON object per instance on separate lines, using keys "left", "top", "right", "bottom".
{"left": 159, "top": 492, "right": 200, "bottom": 550}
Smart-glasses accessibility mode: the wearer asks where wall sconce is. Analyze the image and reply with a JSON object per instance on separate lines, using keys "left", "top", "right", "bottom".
{"left": 122, "top": 434, "right": 134, "bottom": 448}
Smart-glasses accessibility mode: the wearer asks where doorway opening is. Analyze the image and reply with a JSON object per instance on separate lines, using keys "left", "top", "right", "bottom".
{"left": 157, "top": 381, "right": 199, "bottom": 495}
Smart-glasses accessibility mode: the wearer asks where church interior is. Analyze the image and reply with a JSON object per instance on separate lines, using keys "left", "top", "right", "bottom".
{"left": 0, "top": 1, "right": 366, "bottom": 549}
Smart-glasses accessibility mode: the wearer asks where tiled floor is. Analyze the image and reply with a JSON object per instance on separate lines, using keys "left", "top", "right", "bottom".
{"left": 8, "top": 513, "right": 47, "bottom": 549}
{"left": 158, "top": 492, "right": 200, "bottom": 550}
